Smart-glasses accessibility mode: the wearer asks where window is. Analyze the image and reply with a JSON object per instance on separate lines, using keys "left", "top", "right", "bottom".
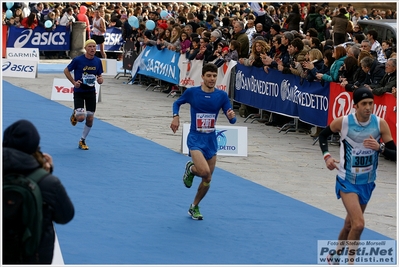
{"left": 386, "top": 29, "right": 396, "bottom": 49}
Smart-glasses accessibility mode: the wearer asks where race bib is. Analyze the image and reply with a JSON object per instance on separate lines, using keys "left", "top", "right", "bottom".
{"left": 350, "top": 148, "right": 374, "bottom": 174}
{"left": 82, "top": 73, "right": 96, "bottom": 87}
{"left": 196, "top": 113, "right": 216, "bottom": 133}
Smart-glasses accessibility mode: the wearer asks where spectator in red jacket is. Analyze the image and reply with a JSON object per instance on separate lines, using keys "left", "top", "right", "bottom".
{"left": 77, "top": 5, "right": 90, "bottom": 40}
{"left": 21, "top": 12, "right": 38, "bottom": 29}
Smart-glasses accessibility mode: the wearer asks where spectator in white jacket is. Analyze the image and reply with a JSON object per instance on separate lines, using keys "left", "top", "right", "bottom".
{"left": 59, "top": 7, "right": 75, "bottom": 27}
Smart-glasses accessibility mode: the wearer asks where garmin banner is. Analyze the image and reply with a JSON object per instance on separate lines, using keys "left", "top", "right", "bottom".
{"left": 100, "top": 27, "right": 123, "bottom": 52}
{"left": 7, "top": 26, "right": 70, "bottom": 51}
{"left": 136, "top": 46, "right": 181, "bottom": 84}
{"left": 6, "top": 48, "right": 40, "bottom": 62}
{"left": 234, "top": 64, "right": 330, "bottom": 127}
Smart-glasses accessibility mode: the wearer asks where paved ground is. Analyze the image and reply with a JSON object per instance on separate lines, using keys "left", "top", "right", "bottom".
{"left": 3, "top": 60, "right": 397, "bottom": 239}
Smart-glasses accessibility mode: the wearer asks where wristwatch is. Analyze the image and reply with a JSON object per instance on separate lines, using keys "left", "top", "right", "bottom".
{"left": 378, "top": 142, "right": 385, "bottom": 153}
{"left": 173, "top": 114, "right": 179, "bottom": 118}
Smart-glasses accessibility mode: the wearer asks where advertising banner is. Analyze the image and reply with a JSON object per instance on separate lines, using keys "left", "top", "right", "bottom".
{"left": 7, "top": 26, "right": 70, "bottom": 51}
{"left": 328, "top": 82, "right": 397, "bottom": 143}
{"left": 101, "top": 27, "right": 124, "bottom": 52}
{"left": 216, "top": 60, "right": 237, "bottom": 95}
{"left": 6, "top": 48, "right": 40, "bottom": 61}
{"left": 234, "top": 64, "right": 330, "bottom": 127}
{"left": 51, "top": 78, "right": 101, "bottom": 103}
{"left": 178, "top": 58, "right": 237, "bottom": 94}
{"left": 182, "top": 124, "right": 248, "bottom": 157}
{"left": 2, "top": 58, "right": 38, "bottom": 78}
{"left": 136, "top": 46, "right": 181, "bottom": 84}
{"left": 178, "top": 58, "right": 203, "bottom": 88}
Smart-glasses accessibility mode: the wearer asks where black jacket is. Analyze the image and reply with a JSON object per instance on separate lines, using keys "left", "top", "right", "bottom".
{"left": 345, "top": 67, "right": 366, "bottom": 92}
{"left": 384, "top": 47, "right": 393, "bottom": 60}
{"left": 362, "top": 60, "right": 386, "bottom": 86}
{"left": 122, "top": 20, "right": 133, "bottom": 41}
{"left": 306, "top": 59, "right": 325, "bottom": 81}
{"left": 285, "top": 12, "right": 301, "bottom": 32}
{"left": 3, "top": 147, "right": 75, "bottom": 264}
{"left": 269, "top": 45, "right": 290, "bottom": 69}
{"left": 206, "top": 37, "right": 223, "bottom": 62}
{"left": 370, "top": 71, "right": 397, "bottom": 96}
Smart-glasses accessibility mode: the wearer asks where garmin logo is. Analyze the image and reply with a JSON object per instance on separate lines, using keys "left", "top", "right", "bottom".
{"left": 145, "top": 58, "right": 176, "bottom": 79}
{"left": 13, "top": 29, "right": 66, "bottom": 47}
{"left": 7, "top": 51, "right": 38, "bottom": 58}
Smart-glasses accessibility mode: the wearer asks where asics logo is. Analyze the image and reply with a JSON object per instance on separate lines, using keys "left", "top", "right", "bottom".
{"left": 104, "top": 33, "right": 123, "bottom": 45}
{"left": 14, "top": 30, "right": 66, "bottom": 47}
{"left": 2, "top": 61, "right": 34, "bottom": 72}
{"left": 2, "top": 61, "right": 12, "bottom": 71}
{"left": 14, "top": 30, "right": 33, "bottom": 47}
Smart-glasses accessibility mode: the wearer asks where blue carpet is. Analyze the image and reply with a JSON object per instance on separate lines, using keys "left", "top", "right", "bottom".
{"left": 38, "top": 61, "right": 123, "bottom": 73}
{"left": 38, "top": 63, "right": 69, "bottom": 73}
{"left": 2, "top": 80, "right": 394, "bottom": 264}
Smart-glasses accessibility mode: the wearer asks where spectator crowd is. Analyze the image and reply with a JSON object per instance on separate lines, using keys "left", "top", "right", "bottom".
{"left": 3, "top": 2, "right": 397, "bottom": 137}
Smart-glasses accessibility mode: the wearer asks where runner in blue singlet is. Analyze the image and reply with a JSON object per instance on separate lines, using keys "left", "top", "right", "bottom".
{"left": 170, "top": 63, "right": 236, "bottom": 220}
{"left": 64, "top": 39, "right": 103, "bottom": 150}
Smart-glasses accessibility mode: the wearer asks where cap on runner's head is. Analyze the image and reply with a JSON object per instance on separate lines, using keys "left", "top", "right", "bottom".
{"left": 84, "top": 39, "right": 96, "bottom": 47}
{"left": 353, "top": 87, "right": 374, "bottom": 104}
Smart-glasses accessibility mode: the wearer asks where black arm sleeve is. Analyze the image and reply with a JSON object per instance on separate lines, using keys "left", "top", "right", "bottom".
{"left": 382, "top": 140, "right": 397, "bottom": 162}
{"left": 318, "top": 126, "right": 335, "bottom": 154}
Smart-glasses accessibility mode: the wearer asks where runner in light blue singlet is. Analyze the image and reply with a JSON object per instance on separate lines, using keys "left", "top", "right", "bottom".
{"left": 318, "top": 87, "right": 396, "bottom": 264}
